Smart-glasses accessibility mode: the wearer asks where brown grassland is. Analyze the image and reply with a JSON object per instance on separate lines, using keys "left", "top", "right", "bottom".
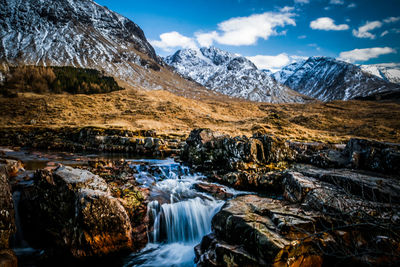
{"left": 1, "top": 84, "right": 399, "bottom": 144}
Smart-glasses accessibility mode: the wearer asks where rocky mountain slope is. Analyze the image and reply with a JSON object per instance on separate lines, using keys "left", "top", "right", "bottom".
{"left": 361, "top": 63, "right": 400, "bottom": 84}
{"left": 164, "top": 47, "right": 309, "bottom": 103}
{"left": 0, "top": 0, "right": 216, "bottom": 98}
{"left": 274, "top": 57, "right": 400, "bottom": 101}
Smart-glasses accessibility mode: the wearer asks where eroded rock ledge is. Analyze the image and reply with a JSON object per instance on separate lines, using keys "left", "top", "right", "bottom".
{"left": 182, "top": 129, "right": 400, "bottom": 266}
{"left": 0, "top": 126, "right": 186, "bottom": 157}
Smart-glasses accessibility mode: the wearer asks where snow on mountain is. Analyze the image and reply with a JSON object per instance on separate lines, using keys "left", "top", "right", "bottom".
{"left": 164, "top": 47, "right": 309, "bottom": 103}
{"left": 0, "top": 0, "right": 211, "bottom": 95}
{"left": 361, "top": 63, "right": 400, "bottom": 84}
{"left": 273, "top": 57, "right": 400, "bottom": 101}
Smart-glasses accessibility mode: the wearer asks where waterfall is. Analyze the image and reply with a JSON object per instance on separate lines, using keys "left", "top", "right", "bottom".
{"left": 124, "top": 160, "right": 224, "bottom": 267}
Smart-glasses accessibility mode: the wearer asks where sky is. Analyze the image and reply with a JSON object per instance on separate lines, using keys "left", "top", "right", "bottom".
{"left": 95, "top": 0, "right": 400, "bottom": 71}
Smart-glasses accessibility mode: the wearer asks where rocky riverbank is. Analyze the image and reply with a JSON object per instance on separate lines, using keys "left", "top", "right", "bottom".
{"left": 1, "top": 127, "right": 399, "bottom": 266}
{"left": 181, "top": 129, "right": 400, "bottom": 266}
{"left": 0, "top": 126, "right": 186, "bottom": 157}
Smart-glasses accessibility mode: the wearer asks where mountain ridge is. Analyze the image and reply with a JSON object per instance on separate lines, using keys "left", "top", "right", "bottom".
{"left": 273, "top": 56, "right": 400, "bottom": 101}
{"left": 164, "top": 47, "right": 310, "bottom": 103}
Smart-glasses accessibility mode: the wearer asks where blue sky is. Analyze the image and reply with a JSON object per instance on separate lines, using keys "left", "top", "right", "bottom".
{"left": 96, "top": 0, "right": 400, "bottom": 71}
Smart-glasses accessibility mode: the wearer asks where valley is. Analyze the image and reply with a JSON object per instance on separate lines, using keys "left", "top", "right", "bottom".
{"left": 1, "top": 0, "right": 400, "bottom": 266}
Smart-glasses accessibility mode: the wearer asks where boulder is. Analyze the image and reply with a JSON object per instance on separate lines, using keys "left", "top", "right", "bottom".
{"left": 196, "top": 195, "right": 329, "bottom": 266}
{"left": 19, "top": 165, "right": 142, "bottom": 258}
{"left": 193, "top": 182, "right": 233, "bottom": 200}
{"left": 345, "top": 138, "right": 400, "bottom": 175}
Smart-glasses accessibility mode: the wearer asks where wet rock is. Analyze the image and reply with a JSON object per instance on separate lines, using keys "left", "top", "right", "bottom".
{"left": 0, "top": 160, "right": 16, "bottom": 249}
{"left": 196, "top": 195, "right": 328, "bottom": 266}
{"left": 211, "top": 171, "right": 284, "bottom": 193}
{"left": 0, "top": 160, "right": 18, "bottom": 267}
{"left": 193, "top": 182, "right": 233, "bottom": 200}
{"left": 19, "top": 165, "right": 145, "bottom": 258}
{"left": 345, "top": 138, "right": 400, "bottom": 175}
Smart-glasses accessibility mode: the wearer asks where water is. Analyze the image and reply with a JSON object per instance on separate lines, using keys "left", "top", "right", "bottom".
{"left": 3, "top": 147, "right": 228, "bottom": 266}
{"left": 124, "top": 161, "right": 224, "bottom": 267}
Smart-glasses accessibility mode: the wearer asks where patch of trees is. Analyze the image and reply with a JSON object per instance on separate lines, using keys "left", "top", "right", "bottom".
{"left": 0, "top": 66, "right": 123, "bottom": 97}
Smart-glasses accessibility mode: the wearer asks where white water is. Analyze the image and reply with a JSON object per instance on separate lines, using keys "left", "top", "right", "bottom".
{"left": 124, "top": 160, "right": 224, "bottom": 267}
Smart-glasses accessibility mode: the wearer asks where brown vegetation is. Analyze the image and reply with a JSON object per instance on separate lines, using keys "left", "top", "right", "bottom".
{"left": 0, "top": 85, "right": 399, "bottom": 144}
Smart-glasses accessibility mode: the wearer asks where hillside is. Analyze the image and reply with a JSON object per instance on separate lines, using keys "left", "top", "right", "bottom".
{"left": 0, "top": 0, "right": 224, "bottom": 100}
{"left": 0, "top": 89, "right": 399, "bottom": 144}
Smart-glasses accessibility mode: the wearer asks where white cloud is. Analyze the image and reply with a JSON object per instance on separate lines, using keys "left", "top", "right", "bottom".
{"left": 352, "top": 21, "right": 383, "bottom": 39}
{"left": 246, "top": 53, "right": 306, "bottom": 72}
{"left": 339, "top": 47, "right": 396, "bottom": 63}
{"left": 298, "top": 35, "right": 307, "bottom": 39}
{"left": 381, "top": 30, "right": 389, "bottom": 37}
{"left": 195, "top": 11, "right": 296, "bottom": 47}
{"left": 294, "top": 0, "right": 309, "bottom": 3}
{"left": 347, "top": 3, "right": 356, "bottom": 8}
{"left": 330, "top": 0, "right": 344, "bottom": 4}
{"left": 383, "top": 16, "right": 400, "bottom": 23}
{"left": 195, "top": 31, "right": 218, "bottom": 47}
{"left": 310, "top": 17, "right": 349, "bottom": 31}
{"left": 280, "top": 6, "right": 294, "bottom": 12}
{"left": 150, "top": 31, "right": 197, "bottom": 52}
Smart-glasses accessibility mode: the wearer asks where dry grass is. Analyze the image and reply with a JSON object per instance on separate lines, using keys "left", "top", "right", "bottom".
{"left": 0, "top": 87, "right": 399, "bottom": 143}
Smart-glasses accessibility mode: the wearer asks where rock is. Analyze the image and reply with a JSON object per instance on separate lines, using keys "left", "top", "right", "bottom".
{"left": 193, "top": 182, "right": 233, "bottom": 200}
{"left": 19, "top": 165, "right": 144, "bottom": 258}
{"left": 345, "top": 138, "right": 400, "bottom": 175}
{"left": 0, "top": 160, "right": 18, "bottom": 267}
{"left": 196, "top": 195, "right": 329, "bottom": 266}
{"left": 211, "top": 171, "right": 284, "bottom": 193}
{"left": 0, "top": 249, "right": 17, "bottom": 267}
{"left": 0, "top": 160, "right": 16, "bottom": 249}
{"left": 294, "top": 166, "right": 400, "bottom": 204}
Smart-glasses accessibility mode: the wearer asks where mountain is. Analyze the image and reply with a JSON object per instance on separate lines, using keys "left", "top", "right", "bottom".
{"left": 164, "top": 47, "right": 309, "bottom": 103}
{"left": 361, "top": 63, "right": 400, "bottom": 84}
{"left": 274, "top": 57, "right": 400, "bottom": 101}
{"left": 0, "top": 0, "right": 214, "bottom": 97}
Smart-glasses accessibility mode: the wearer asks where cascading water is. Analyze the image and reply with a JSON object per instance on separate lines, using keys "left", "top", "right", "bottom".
{"left": 124, "top": 160, "right": 224, "bottom": 267}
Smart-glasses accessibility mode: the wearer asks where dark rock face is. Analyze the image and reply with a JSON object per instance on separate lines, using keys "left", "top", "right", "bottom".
{"left": 0, "top": 159, "right": 19, "bottom": 266}
{"left": 19, "top": 165, "right": 148, "bottom": 258}
{"left": 185, "top": 129, "right": 400, "bottom": 266}
{"left": 182, "top": 129, "right": 294, "bottom": 191}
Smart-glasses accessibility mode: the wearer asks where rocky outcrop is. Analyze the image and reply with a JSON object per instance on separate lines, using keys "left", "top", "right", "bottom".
{"left": 181, "top": 129, "right": 294, "bottom": 191}
{"left": 188, "top": 129, "right": 400, "bottom": 266}
{"left": 0, "top": 126, "right": 185, "bottom": 156}
{"left": 19, "top": 165, "right": 149, "bottom": 258}
{"left": 0, "top": 159, "right": 19, "bottom": 267}
{"left": 196, "top": 166, "right": 400, "bottom": 266}
{"left": 345, "top": 138, "right": 400, "bottom": 175}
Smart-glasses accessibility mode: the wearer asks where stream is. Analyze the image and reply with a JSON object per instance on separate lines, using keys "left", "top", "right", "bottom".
{"left": 2, "top": 147, "right": 240, "bottom": 266}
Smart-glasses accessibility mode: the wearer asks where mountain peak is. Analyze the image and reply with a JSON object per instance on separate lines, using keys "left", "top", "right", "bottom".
{"left": 165, "top": 46, "right": 308, "bottom": 103}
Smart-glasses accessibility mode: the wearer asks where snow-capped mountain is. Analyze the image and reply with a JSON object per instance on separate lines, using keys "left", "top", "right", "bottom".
{"left": 361, "top": 63, "right": 400, "bottom": 84}
{"left": 164, "top": 47, "right": 309, "bottom": 103}
{"left": 273, "top": 57, "right": 400, "bottom": 101}
{"left": 0, "top": 0, "right": 212, "bottom": 96}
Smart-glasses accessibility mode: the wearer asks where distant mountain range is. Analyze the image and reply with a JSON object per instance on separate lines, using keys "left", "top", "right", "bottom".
{"left": 164, "top": 47, "right": 309, "bottom": 103}
{"left": 1, "top": 0, "right": 399, "bottom": 103}
{"left": 272, "top": 57, "right": 400, "bottom": 101}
